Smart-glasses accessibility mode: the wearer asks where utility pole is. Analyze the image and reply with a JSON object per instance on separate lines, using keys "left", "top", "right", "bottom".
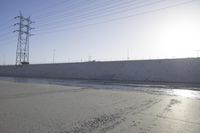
{"left": 88, "top": 55, "right": 91, "bottom": 62}
{"left": 3, "top": 54, "right": 5, "bottom": 65}
{"left": 53, "top": 49, "right": 55, "bottom": 63}
{"left": 127, "top": 48, "right": 130, "bottom": 60}
{"left": 195, "top": 50, "right": 200, "bottom": 58}
{"left": 14, "top": 12, "right": 34, "bottom": 65}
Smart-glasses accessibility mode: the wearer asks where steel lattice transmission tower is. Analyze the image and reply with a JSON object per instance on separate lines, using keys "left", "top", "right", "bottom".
{"left": 14, "top": 13, "right": 34, "bottom": 65}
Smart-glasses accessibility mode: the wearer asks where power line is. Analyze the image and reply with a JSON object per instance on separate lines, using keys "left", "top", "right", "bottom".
{"left": 35, "top": 0, "right": 151, "bottom": 27}
{"left": 0, "top": 18, "right": 14, "bottom": 27}
{"left": 34, "top": 0, "right": 189, "bottom": 32}
{"left": 32, "top": 0, "right": 87, "bottom": 19}
{"left": 34, "top": 0, "right": 121, "bottom": 23}
{"left": 0, "top": 36, "right": 16, "bottom": 46}
{"left": 0, "top": 19, "right": 15, "bottom": 38}
{"left": 0, "top": 25, "right": 13, "bottom": 32}
{"left": 34, "top": 0, "right": 185, "bottom": 27}
{"left": 0, "top": 0, "right": 197, "bottom": 45}
{"left": 34, "top": 0, "right": 197, "bottom": 35}
{"left": 31, "top": 0, "right": 73, "bottom": 16}
{"left": 33, "top": 0, "right": 190, "bottom": 33}
{"left": 34, "top": 0, "right": 165, "bottom": 32}
{"left": 0, "top": 25, "right": 14, "bottom": 37}
{"left": 0, "top": 31, "right": 13, "bottom": 39}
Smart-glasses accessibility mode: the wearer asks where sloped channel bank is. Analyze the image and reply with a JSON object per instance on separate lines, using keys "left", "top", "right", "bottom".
{"left": 0, "top": 58, "right": 200, "bottom": 84}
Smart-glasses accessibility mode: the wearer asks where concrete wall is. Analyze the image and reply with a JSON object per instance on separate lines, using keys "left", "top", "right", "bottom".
{"left": 0, "top": 58, "right": 200, "bottom": 84}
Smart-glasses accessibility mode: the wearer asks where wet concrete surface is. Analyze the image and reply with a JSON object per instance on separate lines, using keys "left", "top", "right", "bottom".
{"left": 0, "top": 77, "right": 200, "bottom": 133}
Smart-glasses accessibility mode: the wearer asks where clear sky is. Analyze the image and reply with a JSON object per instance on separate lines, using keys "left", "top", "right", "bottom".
{"left": 0, "top": 0, "right": 200, "bottom": 65}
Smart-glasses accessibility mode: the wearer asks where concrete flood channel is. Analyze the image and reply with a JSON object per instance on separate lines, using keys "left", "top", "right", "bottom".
{"left": 0, "top": 76, "right": 200, "bottom": 133}
{"left": 1, "top": 76, "right": 200, "bottom": 99}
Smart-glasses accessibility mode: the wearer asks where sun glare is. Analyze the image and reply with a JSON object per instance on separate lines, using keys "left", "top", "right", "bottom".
{"left": 156, "top": 14, "right": 200, "bottom": 58}
{"left": 173, "top": 89, "right": 195, "bottom": 98}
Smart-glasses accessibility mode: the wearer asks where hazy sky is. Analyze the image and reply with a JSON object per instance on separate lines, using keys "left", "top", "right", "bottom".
{"left": 0, "top": 0, "right": 200, "bottom": 65}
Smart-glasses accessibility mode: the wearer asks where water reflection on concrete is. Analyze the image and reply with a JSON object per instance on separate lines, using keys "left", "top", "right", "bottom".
{"left": 172, "top": 89, "right": 200, "bottom": 98}
{"left": 0, "top": 76, "right": 200, "bottom": 99}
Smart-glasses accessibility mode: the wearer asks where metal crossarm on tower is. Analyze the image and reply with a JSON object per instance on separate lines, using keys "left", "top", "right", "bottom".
{"left": 14, "top": 13, "right": 34, "bottom": 65}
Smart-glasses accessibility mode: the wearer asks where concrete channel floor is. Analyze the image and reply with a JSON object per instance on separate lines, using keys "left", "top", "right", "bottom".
{"left": 0, "top": 80, "right": 200, "bottom": 133}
